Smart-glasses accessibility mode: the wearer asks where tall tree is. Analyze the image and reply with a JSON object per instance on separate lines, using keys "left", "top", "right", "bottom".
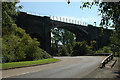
{"left": 51, "top": 28, "right": 75, "bottom": 56}
{"left": 67, "top": 1, "right": 120, "bottom": 29}
{"left": 2, "top": 2, "right": 52, "bottom": 62}
{"left": 72, "top": 1, "right": 120, "bottom": 54}
{"left": 2, "top": 2, "right": 22, "bottom": 27}
{"left": 80, "top": 2, "right": 120, "bottom": 55}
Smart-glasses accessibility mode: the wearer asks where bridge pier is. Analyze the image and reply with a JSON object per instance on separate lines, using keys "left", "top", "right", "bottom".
{"left": 43, "top": 16, "right": 51, "bottom": 54}
{"left": 16, "top": 12, "right": 51, "bottom": 54}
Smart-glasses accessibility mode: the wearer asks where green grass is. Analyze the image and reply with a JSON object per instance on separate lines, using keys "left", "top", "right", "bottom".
{"left": 2, "top": 58, "right": 60, "bottom": 69}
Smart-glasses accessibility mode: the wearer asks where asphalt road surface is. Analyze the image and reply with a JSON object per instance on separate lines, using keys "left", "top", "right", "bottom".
{"left": 3, "top": 56, "right": 104, "bottom": 78}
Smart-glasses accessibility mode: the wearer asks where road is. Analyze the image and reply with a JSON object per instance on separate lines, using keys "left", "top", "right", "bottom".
{"left": 3, "top": 56, "right": 104, "bottom": 78}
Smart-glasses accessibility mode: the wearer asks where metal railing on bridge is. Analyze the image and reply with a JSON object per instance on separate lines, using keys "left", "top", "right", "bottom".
{"left": 50, "top": 16, "right": 88, "bottom": 26}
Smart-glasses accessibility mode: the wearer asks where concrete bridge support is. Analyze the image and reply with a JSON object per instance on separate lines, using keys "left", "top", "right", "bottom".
{"left": 16, "top": 12, "right": 51, "bottom": 54}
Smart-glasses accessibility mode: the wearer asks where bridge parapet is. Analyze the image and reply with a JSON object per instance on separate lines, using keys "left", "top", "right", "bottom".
{"left": 20, "top": 10, "right": 88, "bottom": 27}
{"left": 50, "top": 16, "right": 88, "bottom": 26}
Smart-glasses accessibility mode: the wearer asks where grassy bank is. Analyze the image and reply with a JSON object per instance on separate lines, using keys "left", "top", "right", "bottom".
{"left": 2, "top": 58, "right": 60, "bottom": 69}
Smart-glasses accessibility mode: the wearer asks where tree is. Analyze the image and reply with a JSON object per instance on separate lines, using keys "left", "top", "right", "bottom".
{"left": 90, "top": 40, "right": 96, "bottom": 51}
{"left": 62, "top": 29, "right": 75, "bottom": 46}
{"left": 51, "top": 28, "right": 75, "bottom": 56}
{"left": 51, "top": 28, "right": 62, "bottom": 55}
{"left": 66, "top": 1, "right": 120, "bottom": 55}
{"left": 58, "top": 45, "right": 68, "bottom": 56}
{"left": 110, "top": 27, "right": 120, "bottom": 56}
{"left": 62, "top": 30, "right": 75, "bottom": 55}
{"left": 2, "top": 24, "right": 52, "bottom": 62}
{"left": 72, "top": 41, "right": 89, "bottom": 56}
{"left": 2, "top": 2, "right": 52, "bottom": 62}
{"left": 66, "top": 43, "right": 73, "bottom": 56}
{"left": 67, "top": 1, "right": 120, "bottom": 29}
{"left": 2, "top": 2, "right": 22, "bottom": 27}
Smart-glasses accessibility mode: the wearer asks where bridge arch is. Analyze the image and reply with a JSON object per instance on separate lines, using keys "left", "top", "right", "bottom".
{"left": 51, "top": 23, "right": 88, "bottom": 41}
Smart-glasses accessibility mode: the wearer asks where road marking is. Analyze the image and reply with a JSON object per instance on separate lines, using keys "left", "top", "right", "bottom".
{"left": 3, "top": 70, "right": 43, "bottom": 78}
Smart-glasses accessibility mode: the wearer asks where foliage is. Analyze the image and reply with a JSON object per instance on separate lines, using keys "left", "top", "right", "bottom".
{"left": 2, "top": 24, "right": 51, "bottom": 62}
{"left": 110, "top": 27, "right": 120, "bottom": 48}
{"left": 72, "top": 2, "right": 120, "bottom": 29}
{"left": 90, "top": 40, "right": 96, "bottom": 51}
{"left": 78, "top": 1, "right": 120, "bottom": 56}
{"left": 2, "top": 2, "right": 22, "bottom": 26}
{"left": 51, "top": 28, "right": 75, "bottom": 56}
{"left": 103, "top": 46, "right": 112, "bottom": 53}
{"left": 2, "top": 2, "right": 52, "bottom": 62}
{"left": 110, "top": 27, "right": 120, "bottom": 57}
{"left": 96, "top": 46, "right": 112, "bottom": 53}
{"left": 96, "top": 49, "right": 104, "bottom": 53}
{"left": 72, "top": 41, "right": 94, "bottom": 56}
{"left": 51, "top": 28, "right": 61, "bottom": 55}
{"left": 51, "top": 28, "right": 95, "bottom": 56}
{"left": 66, "top": 43, "right": 73, "bottom": 56}
{"left": 66, "top": 1, "right": 120, "bottom": 55}
{"left": 61, "top": 29, "right": 75, "bottom": 46}
{"left": 58, "top": 45, "right": 68, "bottom": 56}
{"left": 51, "top": 43, "right": 58, "bottom": 56}
{"left": 51, "top": 28, "right": 75, "bottom": 45}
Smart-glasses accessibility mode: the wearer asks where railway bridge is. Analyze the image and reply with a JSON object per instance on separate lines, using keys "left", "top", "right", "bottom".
{"left": 16, "top": 12, "right": 112, "bottom": 54}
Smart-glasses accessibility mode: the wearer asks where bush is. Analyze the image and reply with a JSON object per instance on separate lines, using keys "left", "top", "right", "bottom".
{"left": 96, "top": 46, "right": 112, "bottom": 53}
{"left": 58, "top": 45, "right": 68, "bottom": 56}
{"left": 103, "top": 46, "right": 112, "bottom": 53}
{"left": 66, "top": 43, "right": 73, "bottom": 56}
{"left": 2, "top": 24, "right": 52, "bottom": 62}
{"left": 51, "top": 43, "right": 58, "bottom": 56}
{"left": 96, "top": 49, "right": 104, "bottom": 53}
{"left": 2, "top": 34, "right": 27, "bottom": 62}
{"left": 72, "top": 41, "right": 94, "bottom": 56}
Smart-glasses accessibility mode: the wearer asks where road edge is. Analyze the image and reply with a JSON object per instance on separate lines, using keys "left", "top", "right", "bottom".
{"left": 2, "top": 60, "right": 61, "bottom": 70}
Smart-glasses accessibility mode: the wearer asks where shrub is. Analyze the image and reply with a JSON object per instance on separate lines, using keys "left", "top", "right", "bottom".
{"left": 66, "top": 43, "right": 73, "bottom": 56}
{"left": 72, "top": 41, "right": 94, "bottom": 56}
{"left": 90, "top": 40, "right": 96, "bottom": 51}
{"left": 96, "top": 46, "right": 112, "bottom": 53}
{"left": 103, "top": 46, "right": 112, "bottom": 53}
{"left": 51, "top": 43, "right": 58, "bottom": 56}
{"left": 58, "top": 45, "right": 68, "bottom": 56}
{"left": 96, "top": 49, "right": 104, "bottom": 53}
{"left": 2, "top": 34, "right": 26, "bottom": 62}
{"left": 2, "top": 24, "right": 51, "bottom": 62}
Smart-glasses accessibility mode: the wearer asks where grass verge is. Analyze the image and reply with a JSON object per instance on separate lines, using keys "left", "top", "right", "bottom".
{"left": 2, "top": 58, "right": 60, "bottom": 69}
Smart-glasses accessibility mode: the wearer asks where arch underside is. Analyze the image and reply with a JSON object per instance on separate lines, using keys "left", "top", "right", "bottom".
{"left": 51, "top": 25, "right": 88, "bottom": 41}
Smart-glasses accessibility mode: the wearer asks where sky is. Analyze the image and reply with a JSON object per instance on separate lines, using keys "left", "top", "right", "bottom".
{"left": 17, "top": 1, "right": 102, "bottom": 27}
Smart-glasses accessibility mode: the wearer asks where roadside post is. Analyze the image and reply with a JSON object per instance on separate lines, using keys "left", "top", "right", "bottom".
{"left": 2, "top": 57, "right": 5, "bottom": 63}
